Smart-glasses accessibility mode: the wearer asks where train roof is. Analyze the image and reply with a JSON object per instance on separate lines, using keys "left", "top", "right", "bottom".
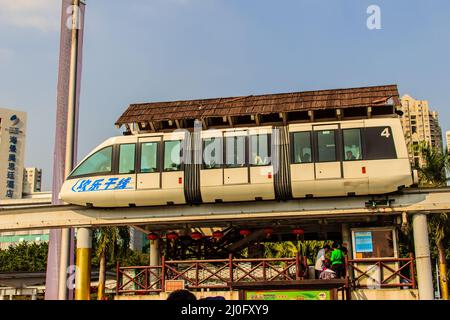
{"left": 116, "top": 84, "right": 401, "bottom": 133}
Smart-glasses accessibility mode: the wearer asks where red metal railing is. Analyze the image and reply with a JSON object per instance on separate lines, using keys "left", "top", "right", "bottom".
{"left": 116, "top": 254, "right": 306, "bottom": 295}
{"left": 116, "top": 254, "right": 416, "bottom": 295}
{"left": 347, "top": 254, "right": 416, "bottom": 289}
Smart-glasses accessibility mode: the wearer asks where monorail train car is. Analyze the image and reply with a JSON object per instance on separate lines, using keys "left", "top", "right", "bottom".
{"left": 60, "top": 118, "right": 415, "bottom": 207}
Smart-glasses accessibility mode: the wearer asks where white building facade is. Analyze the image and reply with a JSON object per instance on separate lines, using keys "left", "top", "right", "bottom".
{"left": 23, "top": 168, "right": 42, "bottom": 195}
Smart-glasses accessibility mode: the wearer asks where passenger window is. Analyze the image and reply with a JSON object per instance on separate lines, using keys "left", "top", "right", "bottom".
{"left": 364, "top": 127, "right": 397, "bottom": 160}
{"left": 225, "top": 136, "right": 246, "bottom": 168}
{"left": 70, "top": 146, "right": 112, "bottom": 177}
{"left": 164, "top": 140, "right": 182, "bottom": 171}
{"left": 292, "top": 132, "right": 312, "bottom": 163}
{"left": 316, "top": 130, "right": 337, "bottom": 162}
{"left": 343, "top": 129, "right": 362, "bottom": 161}
{"left": 140, "top": 142, "right": 158, "bottom": 173}
{"left": 118, "top": 144, "right": 136, "bottom": 174}
{"left": 203, "top": 137, "right": 222, "bottom": 169}
{"left": 250, "top": 134, "right": 271, "bottom": 166}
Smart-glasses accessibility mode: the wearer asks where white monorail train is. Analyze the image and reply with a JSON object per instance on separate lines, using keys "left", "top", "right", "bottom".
{"left": 60, "top": 118, "right": 415, "bottom": 207}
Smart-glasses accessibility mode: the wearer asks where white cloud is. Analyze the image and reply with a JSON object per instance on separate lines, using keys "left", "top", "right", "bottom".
{"left": 0, "top": 0, "right": 61, "bottom": 32}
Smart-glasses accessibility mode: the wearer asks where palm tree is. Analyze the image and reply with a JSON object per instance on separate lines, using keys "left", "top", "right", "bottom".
{"left": 414, "top": 142, "right": 449, "bottom": 299}
{"left": 94, "top": 227, "right": 130, "bottom": 300}
{"left": 430, "top": 213, "right": 449, "bottom": 300}
{"left": 413, "top": 142, "right": 448, "bottom": 187}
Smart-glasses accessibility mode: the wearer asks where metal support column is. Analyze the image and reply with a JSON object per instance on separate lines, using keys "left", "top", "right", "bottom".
{"left": 58, "top": 0, "right": 81, "bottom": 300}
{"left": 75, "top": 227, "right": 92, "bottom": 300}
{"left": 412, "top": 213, "right": 434, "bottom": 300}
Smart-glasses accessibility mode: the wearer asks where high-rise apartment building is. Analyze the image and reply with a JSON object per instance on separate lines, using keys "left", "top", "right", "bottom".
{"left": 400, "top": 95, "right": 443, "bottom": 167}
{"left": 0, "top": 108, "right": 27, "bottom": 200}
{"left": 23, "top": 168, "right": 42, "bottom": 195}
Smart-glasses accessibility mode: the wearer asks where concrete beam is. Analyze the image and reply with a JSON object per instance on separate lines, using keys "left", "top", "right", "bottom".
{"left": 0, "top": 188, "right": 450, "bottom": 232}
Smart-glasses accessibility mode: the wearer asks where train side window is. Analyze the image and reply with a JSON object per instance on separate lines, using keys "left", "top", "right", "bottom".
{"left": 316, "top": 130, "right": 337, "bottom": 162}
{"left": 343, "top": 129, "right": 362, "bottom": 161}
{"left": 364, "top": 127, "right": 397, "bottom": 160}
{"left": 118, "top": 144, "right": 136, "bottom": 174}
{"left": 292, "top": 132, "right": 312, "bottom": 163}
{"left": 203, "top": 137, "right": 222, "bottom": 169}
{"left": 250, "top": 134, "right": 271, "bottom": 166}
{"left": 140, "top": 142, "right": 158, "bottom": 173}
{"left": 164, "top": 140, "right": 182, "bottom": 171}
{"left": 70, "top": 146, "right": 112, "bottom": 177}
{"left": 225, "top": 136, "right": 246, "bottom": 168}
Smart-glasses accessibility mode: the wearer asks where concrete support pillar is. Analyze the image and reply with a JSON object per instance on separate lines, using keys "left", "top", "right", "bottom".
{"left": 75, "top": 228, "right": 92, "bottom": 300}
{"left": 58, "top": 228, "right": 70, "bottom": 300}
{"left": 150, "top": 239, "right": 160, "bottom": 267}
{"left": 412, "top": 213, "right": 434, "bottom": 300}
{"left": 341, "top": 223, "right": 352, "bottom": 259}
{"left": 149, "top": 239, "right": 161, "bottom": 290}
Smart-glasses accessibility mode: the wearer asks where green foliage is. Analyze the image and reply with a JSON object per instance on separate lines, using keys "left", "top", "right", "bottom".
{"left": 93, "top": 227, "right": 130, "bottom": 261}
{"left": 120, "top": 249, "right": 149, "bottom": 267}
{"left": 412, "top": 142, "right": 449, "bottom": 187}
{"left": 407, "top": 143, "right": 450, "bottom": 283}
{"left": 262, "top": 240, "right": 331, "bottom": 265}
{"left": 0, "top": 242, "right": 48, "bottom": 272}
{"left": 0, "top": 236, "right": 147, "bottom": 274}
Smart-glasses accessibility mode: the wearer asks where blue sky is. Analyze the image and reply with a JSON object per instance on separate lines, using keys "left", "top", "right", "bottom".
{"left": 1, "top": 0, "right": 449, "bottom": 190}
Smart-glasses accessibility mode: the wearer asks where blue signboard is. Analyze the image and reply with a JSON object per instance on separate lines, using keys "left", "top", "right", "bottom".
{"left": 354, "top": 231, "right": 373, "bottom": 253}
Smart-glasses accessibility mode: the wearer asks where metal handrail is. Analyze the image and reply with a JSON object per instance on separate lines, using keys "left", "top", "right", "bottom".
{"left": 116, "top": 254, "right": 416, "bottom": 295}
{"left": 346, "top": 255, "right": 416, "bottom": 289}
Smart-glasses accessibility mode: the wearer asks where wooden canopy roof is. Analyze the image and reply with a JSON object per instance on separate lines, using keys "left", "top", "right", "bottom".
{"left": 116, "top": 84, "right": 400, "bottom": 131}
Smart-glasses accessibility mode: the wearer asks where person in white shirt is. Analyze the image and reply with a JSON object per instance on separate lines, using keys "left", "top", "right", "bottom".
{"left": 315, "top": 245, "right": 331, "bottom": 279}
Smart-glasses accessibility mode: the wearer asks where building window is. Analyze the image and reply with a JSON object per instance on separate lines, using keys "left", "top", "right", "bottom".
{"left": 250, "top": 134, "right": 271, "bottom": 166}
{"left": 140, "top": 142, "right": 158, "bottom": 173}
{"left": 164, "top": 140, "right": 182, "bottom": 171}
{"left": 316, "top": 130, "right": 337, "bottom": 162}
{"left": 343, "top": 129, "right": 362, "bottom": 161}
{"left": 118, "top": 144, "right": 136, "bottom": 174}
{"left": 225, "top": 136, "right": 246, "bottom": 168}
{"left": 292, "top": 132, "right": 312, "bottom": 163}
{"left": 203, "top": 137, "right": 222, "bottom": 169}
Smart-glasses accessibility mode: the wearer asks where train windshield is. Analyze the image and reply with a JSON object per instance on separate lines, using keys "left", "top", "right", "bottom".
{"left": 70, "top": 146, "right": 113, "bottom": 178}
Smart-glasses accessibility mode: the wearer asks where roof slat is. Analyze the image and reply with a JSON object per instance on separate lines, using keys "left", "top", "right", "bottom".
{"left": 115, "top": 84, "right": 400, "bottom": 126}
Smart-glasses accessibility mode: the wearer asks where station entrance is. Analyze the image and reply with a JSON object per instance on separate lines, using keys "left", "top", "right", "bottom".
{"left": 116, "top": 214, "right": 417, "bottom": 300}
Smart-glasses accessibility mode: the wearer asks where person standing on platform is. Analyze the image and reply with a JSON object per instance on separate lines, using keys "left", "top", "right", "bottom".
{"left": 330, "top": 242, "right": 345, "bottom": 279}
{"left": 314, "top": 245, "right": 331, "bottom": 279}
{"left": 319, "top": 262, "right": 337, "bottom": 280}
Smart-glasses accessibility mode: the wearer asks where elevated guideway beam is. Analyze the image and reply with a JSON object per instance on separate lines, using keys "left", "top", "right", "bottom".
{"left": 1, "top": 188, "right": 450, "bottom": 232}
